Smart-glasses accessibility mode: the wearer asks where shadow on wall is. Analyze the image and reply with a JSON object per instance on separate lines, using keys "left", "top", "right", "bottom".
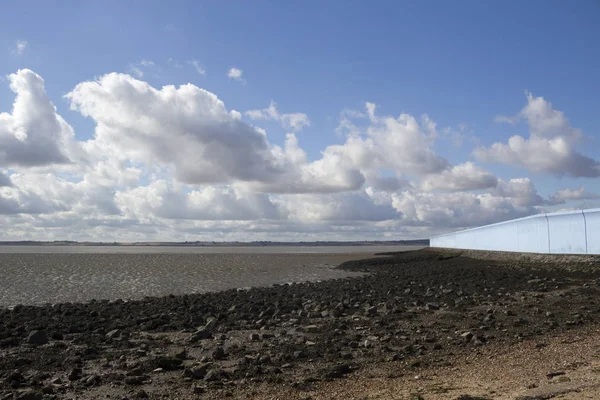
{"left": 430, "top": 209, "right": 600, "bottom": 255}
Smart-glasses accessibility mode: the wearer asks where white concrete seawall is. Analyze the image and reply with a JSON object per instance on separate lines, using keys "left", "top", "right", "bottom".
{"left": 430, "top": 208, "right": 600, "bottom": 255}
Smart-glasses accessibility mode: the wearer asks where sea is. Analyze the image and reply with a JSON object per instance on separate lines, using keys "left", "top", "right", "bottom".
{"left": 0, "top": 245, "right": 422, "bottom": 307}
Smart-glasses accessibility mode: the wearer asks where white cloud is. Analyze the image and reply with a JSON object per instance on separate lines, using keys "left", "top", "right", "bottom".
{"left": 188, "top": 60, "right": 206, "bottom": 75}
{"left": 0, "top": 69, "right": 76, "bottom": 167}
{"left": 13, "top": 40, "right": 28, "bottom": 55}
{"left": 245, "top": 101, "right": 310, "bottom": 131}
{"left": 548, "top": 187, "right": 599, "bottom": 205}
{"left": 66, "top": 73, "right": 285, "bottom": 185}
{"left": 227, "top": 67, "right": 243, "bottom": 81}
{"left": 474, "top": 92, "right": 600, "bottom": 177}
{"left": 420, "top": 162, "right": 497, "bottom": 191}
{"left": 2, "top": 69, "right": 593, "bottom": 241}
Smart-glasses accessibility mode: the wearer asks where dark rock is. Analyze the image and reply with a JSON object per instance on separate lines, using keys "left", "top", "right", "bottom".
{"left": 124, "top": 376, "right": 147, "bottom": 385}
{"left": 324, "top": 363, "right": 353, "bottom": 379}
{"left": 135, "top": 390, "right": 149, "bottom": 399}
{"left": 26, "top": 330, "right": 48, "bottom": 346}
{"left": 41, "top": 385, "right": 54, "bottom": 394}
{"left": 546, "top": 371, "right": 566, "bottom": 378}
{"left": 190, "top": 328, "right": 212, "bottom": 342}
{"left": 157, "top": 357, "right": 184, "bottom": 371}
{"left": 68, "top": 368, "right": 82, "bottom": 381}
{"left": 204, "top": 369, "right": 222, "bottom": 382}
{"left": 16, "top": 391, "right": 42, "bottom": 400}
{"left": 190, "top": 364, "right": 209, "bottom": 380}
{"left": 106, "top": 329, "right": 121, "bottom": 339}
{"left": 211, "top": 347, "right": 226, "bottom": 360}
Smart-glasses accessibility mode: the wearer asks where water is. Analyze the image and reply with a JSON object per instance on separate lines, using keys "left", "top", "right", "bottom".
{"left": 0, "top": 246, "right": 422, "bottom": 307}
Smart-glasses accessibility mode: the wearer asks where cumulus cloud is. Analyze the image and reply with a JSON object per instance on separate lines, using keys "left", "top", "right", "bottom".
{"left": 420, "top": 162, "right": 497, "bottom": 191}
{"left": 0, "top": 69, "right": 76, "bottom": 167}
{"left": 548, "top": 187, "right": 599, "bottom": 205}
{"left": 475, "top": 92, "right": 600, "bottom": 177}
{"left": 66, "top": 73, "right": 287, "bottom": 185}
{"left": 227, "top": 67, "right": 243, "bottom": 81}
{"left": 0, "top": 173, "right": 12, "bottom": 187}
{"left": 2, "top": 69, "right": 592, "bottom": 241}
{"left": 116, "top": 180, "right": 282, "bottom": 221}
{"left": 245, "top": 101, "right": 310, "bottom": 131}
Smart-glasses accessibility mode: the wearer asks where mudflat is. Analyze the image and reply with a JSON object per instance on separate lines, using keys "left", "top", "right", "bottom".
{"left": 2, "top": 248, "right": 600, "bottom": 399}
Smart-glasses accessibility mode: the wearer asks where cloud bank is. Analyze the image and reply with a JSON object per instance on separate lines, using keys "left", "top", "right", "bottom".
{"left": 0, "top": 69, "right": 598, "bottom": 241}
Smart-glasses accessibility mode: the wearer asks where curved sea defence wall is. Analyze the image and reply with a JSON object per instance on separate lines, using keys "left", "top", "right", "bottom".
{"left": 430, "top": 208, "right": 600, "bottom": 255}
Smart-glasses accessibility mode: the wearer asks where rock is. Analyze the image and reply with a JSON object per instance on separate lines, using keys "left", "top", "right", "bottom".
{"left": 157, "top": 357, "right": 184, "bottom": 371}
{"left": 106, "top": 329, "right": 121, "bottom": 339}
{"left": 85, "top": 375, "right": 100, "bottom": 386}
{"left": 192, "top": 386, "right": 205, "bottom": 394}
{"left": 304, "top": 325, "right": 319, "bottom": 333}
{"left": 425, "top": 303, "right": 440, "bottom": 311}
{"left": 258, "top": 355, "right": 271, "bottom": 364}
{"left": 546, "top": 371, "right": 566, "bottom": 378}
{"left": 324, "top": 363, "right": 353, "bottom": 379}
{"left": 190, "top": 328, "right": 212, "bottom": 342}
{"left": 68, "top": 367, "right": 83, "bottom": 381}
{"left": 42, "top": 385, "right": 54, "bottom": 394}
{"left": 16, "top": 391, "right": 42, "bottom": 400}
{"left": 249, "top": 333, "right": 260, "bottom": 341}
{"left": 174, "top": 349, "right": 187, "bottom": 360}
{"left": 204, "top": 369, "right": 222, "bottom": 382}
{"left": 460, "top": 331, "right": 473, "bottom": 341}
{"left": 51, "top": 377, "right": 62, "bottom": 385}
{"left": 125, "top": 376, "right": 147, "bottom": 385}
{"left": 190, "top": 364, "right": 209, "bottom": 379}
{"left": 26, "top": 330, "right": 48, "bottom": 346}
{"left": 135, "top": 390, "right": 149, "bottom": 399}
{"left": 211, "top": 346, "right": 226, "bottom": 360}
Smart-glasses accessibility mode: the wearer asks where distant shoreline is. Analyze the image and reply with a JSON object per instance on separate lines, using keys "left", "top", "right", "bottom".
{"left": 0, "top": 240, "right": 429, "bottom": 247}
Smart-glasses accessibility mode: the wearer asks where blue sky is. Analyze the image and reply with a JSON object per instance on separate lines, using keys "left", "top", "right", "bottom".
{"left": 0, "top": 1, "right": 599, "bottom": 241}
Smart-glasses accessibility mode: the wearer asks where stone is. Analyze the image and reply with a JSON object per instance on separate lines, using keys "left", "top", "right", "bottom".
{"left": 460, "top": 331, "right": 473, "bottom": 341}
{"left": 157, "top": 357, "right": 184, "bottom": 371}
{"left": 42, "top": 385, "right": 54, "bottom": 394}
{"left": 26, "top": 330, "right": 48, "bottom": 346}
{"left": 324, "top": 363, "right": 353, "bottom": 379}
{"left": 125, "top": 376, "right": 147, "bottom": 385}
{"left": 211, "top": 346, "right": 226, "bottom": 360}
{"left": 106, "top": 329, "right": 121, "bottom": 339}
{"left": 204, "top": 369, "right": 222, "bottom": 382}
{"left": 68, "top": 367, "right": 83, "bottom": 381}
{"left": 304, "top": 325, "right": 319, "bottom": 333}
{"left": 190, "top": 364, "right": 209, "bottom": 379}
{"left": 174, "top": 349, "right": 187, "bottom": 360}
{"left": 190, "top": 328, "right": 212, "bottom": 342}
{"left": 249, "top": 333, "right": 260, "bottom": 341}
{"left": 425, "top": 303, "right": 440, "bottom": 311}
{"left": 135, "top": 390, "right": 149, "bottom": 399}
{"left": 16, "top": 391, "right": 43, "bottom": 400}
{"left": 192, "top": 386, "right": 205, "bottom": 394}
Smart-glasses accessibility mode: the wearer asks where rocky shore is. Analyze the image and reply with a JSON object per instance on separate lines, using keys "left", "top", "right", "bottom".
{"left": 1, "top": 248, "right": 600, "bottom": 399}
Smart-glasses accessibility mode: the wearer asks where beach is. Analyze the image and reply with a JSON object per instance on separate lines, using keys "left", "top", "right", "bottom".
{"left": 1, "top": 248, "right": 600, "bottom": 399}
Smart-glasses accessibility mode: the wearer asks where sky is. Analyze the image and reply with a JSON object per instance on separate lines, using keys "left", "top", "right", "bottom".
{"left": 0, "top": 0, "right": 599, "bottom": 242}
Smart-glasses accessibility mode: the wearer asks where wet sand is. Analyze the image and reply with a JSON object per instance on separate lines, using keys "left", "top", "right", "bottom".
{"left": 1, "top": 248, "right": 600, "bottom": 399}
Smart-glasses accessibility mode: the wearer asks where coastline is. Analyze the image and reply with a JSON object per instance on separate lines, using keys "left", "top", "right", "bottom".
{"left": 1, "top": 248, "right": 600, "bottom": 399}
